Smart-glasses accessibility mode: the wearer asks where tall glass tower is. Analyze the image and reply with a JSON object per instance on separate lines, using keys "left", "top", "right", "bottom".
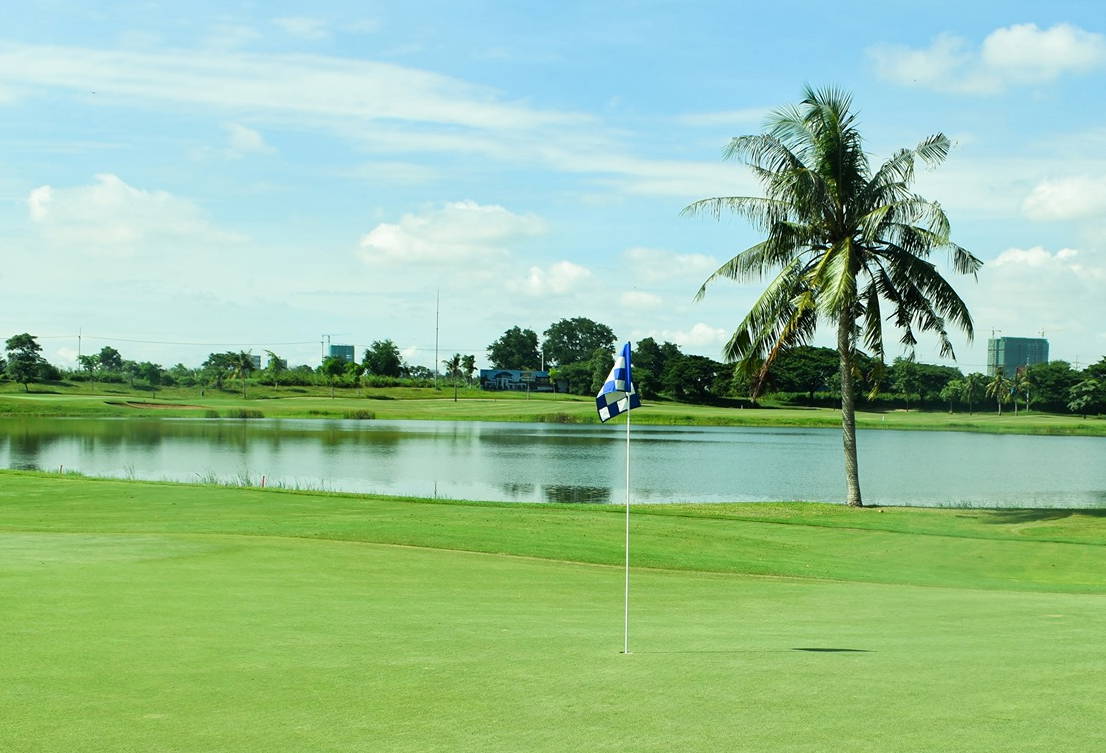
{"left": 987, "top": 337, "right": 1049, "bottom": 377}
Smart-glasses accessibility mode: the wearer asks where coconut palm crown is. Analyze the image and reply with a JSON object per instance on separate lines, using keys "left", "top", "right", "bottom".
{"left": 685, "top": 86, "right": 982, "bottom": 506}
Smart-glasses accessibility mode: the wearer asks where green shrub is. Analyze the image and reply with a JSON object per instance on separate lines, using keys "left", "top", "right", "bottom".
{"left": 223, "top": 408, "right": 264, "bottom": 419}
{"left": 343, "top": 409, "right": 375, "bottom": 420}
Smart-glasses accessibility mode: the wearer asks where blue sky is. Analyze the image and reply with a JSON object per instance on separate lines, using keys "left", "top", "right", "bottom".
{"left": 2, "top": 1, "right": 1105, "bottom": 372}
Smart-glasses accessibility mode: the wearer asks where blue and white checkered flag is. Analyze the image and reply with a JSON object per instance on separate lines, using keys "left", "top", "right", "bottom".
{"left": 596, "top": 342, "right": 641, "bottom": 422}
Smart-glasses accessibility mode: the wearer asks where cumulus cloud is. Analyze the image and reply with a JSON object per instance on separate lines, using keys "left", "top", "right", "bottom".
{"left": 225, "top": 123, "right": 274, "bottom": 155}
{"left": 967, "top": 246, "right": 1106, "bottom": 359}
{"left": 359, "top": 200, "right": 547, "bottom": 265}
{"left": 870, "top": 23, "right": 1106, "bottom": 93}
{"left": 656, "top": 322, "right": 729, "bottom": 349}
{"left": 623, "top": 246, "right": 718, "bottom": 282}
{"left": 620, "top": 291, "right": 662, "bottom": 309}
{"left": 1022, "top": 176, "right": 1106, "bottom": 221}
{"left": 510, "top": 261, "right": 592, "bottom": 296}
{"left": 27, "top": 173, "right": 242, "bottom": 255}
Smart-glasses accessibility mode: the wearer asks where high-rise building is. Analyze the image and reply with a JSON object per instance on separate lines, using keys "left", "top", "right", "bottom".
{"left": 987, "top": 336, "right": 1048, "bottom": 377}
{"left": 328, "top": 344, "right": 355, "bottom": 363}
{"left": 249, "top": 353, "right": 261, "bottom": 369}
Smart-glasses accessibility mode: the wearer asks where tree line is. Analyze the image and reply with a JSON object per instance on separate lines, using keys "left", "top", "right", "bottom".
{"left": 5, "top": 329, "right": 1106, "bottom": 416}
{"left": 1, "top": 334, "right": 476, "bottom": 397}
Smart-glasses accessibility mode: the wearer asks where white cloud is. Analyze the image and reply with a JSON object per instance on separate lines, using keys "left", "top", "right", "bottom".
{"left": 964, "top": 246, "right": 1106, "bottom": 361}
{"left": 274, "top": 17, "right": 329, "bottom": 40}
{"left": 27, "top": 173, "right": 242, "bottom": 255}
{"left": 1022, "top": 176, "right": 1106, "bottom": 221}
{"left": 623, "top": 246, "right": 718, "bottom": 282}
{"left": 870, "top": 23, "right": 1106, "bottom": 93}
{"left": 982, "top": 23, "right": 1106, "bottom": 82}
{"left": 225, "top": 123, "right": 274, "bottom": 156}
{"left": 0, "top": 43, "right": 589, "bottom": 131}
{"left": 358, "top": 200, "right": 547, "bottom": 265}
{"left": 620, "top": 291, "right": 662, "bottom": 308}
{"left": 656, "top": 322, "right": 729, "bottom": 349}
{"left": 676, "top": 107, "right": 771, "bottom": 127}
{"left": 510, "top": 261, "right": 592, "bottom": 296}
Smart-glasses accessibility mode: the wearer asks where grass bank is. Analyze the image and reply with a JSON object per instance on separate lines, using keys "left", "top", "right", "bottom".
{"left": 3, "top": 473, "right": 1106, "bottom": 752}
{"left": 2, "top": 387, "right": 1105, "bottom": 436}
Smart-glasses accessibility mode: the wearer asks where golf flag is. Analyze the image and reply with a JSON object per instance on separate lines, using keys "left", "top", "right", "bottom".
{"left": 596, "top": 342, "right": 641, "bottom": 422}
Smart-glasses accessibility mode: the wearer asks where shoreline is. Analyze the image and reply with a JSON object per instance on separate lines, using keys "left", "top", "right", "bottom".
{"left": 2, "top": 392, "right": 1105, "bottom": 436}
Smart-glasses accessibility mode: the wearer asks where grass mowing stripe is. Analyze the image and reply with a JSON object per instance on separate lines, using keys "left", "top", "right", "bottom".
{"left": 4, "top": 473, "right": 1106, "bottom": 593}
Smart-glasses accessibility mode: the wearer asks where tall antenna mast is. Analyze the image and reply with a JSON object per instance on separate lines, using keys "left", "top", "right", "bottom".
{"left": 434, "top": 288, "right": 440, "bottom": 386}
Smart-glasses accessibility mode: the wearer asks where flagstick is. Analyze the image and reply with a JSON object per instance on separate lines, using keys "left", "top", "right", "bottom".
{"left": 623, "top": 391, "right": 631, "bottom": 654}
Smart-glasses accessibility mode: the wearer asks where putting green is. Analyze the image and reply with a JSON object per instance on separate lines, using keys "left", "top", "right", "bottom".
{"left": 2, "top": 475, "right": 1106, "bottom": 751}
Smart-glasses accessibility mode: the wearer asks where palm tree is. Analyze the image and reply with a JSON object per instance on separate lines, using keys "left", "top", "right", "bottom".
{"left": 986, "top": 370, "right": 1012, "bottom": 415}
{"left": 232, "top": 351, "right": 256, "bottom": 399}
{"left": 442, "top": 353, "right": 463, "bottom": 402}
{"left": 264, "top": 350, "right": 286, "bottom": 389}
{"left": 1014, "top": 369, "right": 1033, "bottom": 414}
{"left": 685, "top": 86, "right": 980, "bottom": 507}
{"left": 961, "top": 372, "right": 985, "bottom": 415}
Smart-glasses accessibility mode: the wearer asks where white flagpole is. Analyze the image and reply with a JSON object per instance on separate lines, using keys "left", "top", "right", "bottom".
{"left": 623, "top": 347, "right": 632, "bottom": 655}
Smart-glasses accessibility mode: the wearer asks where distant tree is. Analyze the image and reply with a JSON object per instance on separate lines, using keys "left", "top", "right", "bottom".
{"left": 769, "top": 346, "right": 838, "bottom": 402}
{"left": 264, "top": 350, "right": 287, "bottom": 388}
{"left": 406, "top": 365, "right": 434, "bottom": 381}
{"left": 321, "top": 356, "right": 348, "bottom": 398}
{"left": 487, "top": 326, "right": 540, "bottom": 369}
{"left": 97, "top": 346, "right": 123, "bottom": 373}
{"left": 550, "top": 361, "right": 592, "bottom": 395}
{"left": 363, "top": 340, "right": 403, "bottom": 377}
{"left": 664, "top": 354, "right": 723, "bottom": 402}
{"left": 1067, "top": 379, "right": 1104, "bottom": 418}
{"left": 631, "top": 338, "right": 667, "bottom": 399}
{"left": 231, "top": 351, "right": 255, "bottom": 398}
{"left": 461, "top": 354, "right": 477, "bottom": 384}
{"left": 442, "top": 353, "right": 463, "bottom": 401}
{"left": 120, "top": 360, "right": 141, "bottom": 389}
{"left": 169, "top": 363, "right": 196, "bottom": 387}
{"left": 986, "top": 371, "right": 1013, "bottom": 415}
{"left": 940, "top": 378, "right": 964, "bottom": 413}
{"left": 137, "top": 361, "right": 164, "bottom": 397}
{"left": 916, "top": 363, "right": 963, "bottom": 405}
{"left": 1024, "top": 361, "right": 1079, "bottom": 412}
{"left": 5, "top": 333, "right": 45, "bottom": 391}
{"left": 588, "top": 348, "right": 615, "bottom": 395}
{"left": 891, "top": 357, "right": 923, "bottom": 409}
{"left": 202, "top": 352, "right": 236, "bottom": 390}
{"left": 541, "top": 318, "right": 615, "bottom": 367}
{"left": 961, "top": 372, "right": 986, "bottom": 415}
{"left": 1085, "top": 356, "right": 1106, "bottom": 382}
{"left": 1013, "top": 369, "right": 1033, "bottom": 414}
{"left": 77, "top": 354, "right": 99, "bottom": 389}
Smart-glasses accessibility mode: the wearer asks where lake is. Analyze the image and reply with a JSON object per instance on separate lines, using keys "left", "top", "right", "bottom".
{"left": 1, "top": 417, "right": 1104, "bottom": 507}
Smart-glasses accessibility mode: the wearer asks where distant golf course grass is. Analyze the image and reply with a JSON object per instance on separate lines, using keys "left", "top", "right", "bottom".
{"left": 3, "top": 471, "right": 1106, "bottom": 751}
{"left": 2, "top": 383, "right": 1104, "bottom": 435}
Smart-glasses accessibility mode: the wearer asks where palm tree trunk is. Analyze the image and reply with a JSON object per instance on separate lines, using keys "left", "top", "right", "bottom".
{"left": 837, "top": 315, "right": 863, "bottom": 507}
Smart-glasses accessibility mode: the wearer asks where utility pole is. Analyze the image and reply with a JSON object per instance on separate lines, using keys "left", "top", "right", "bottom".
{"left": 434, "top": 289, "right": 440, "bottom": 388}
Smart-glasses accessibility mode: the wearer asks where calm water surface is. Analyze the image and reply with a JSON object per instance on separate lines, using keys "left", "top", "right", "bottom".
{"left": 2, "top": 417, "right": 1105, "bottom": 507}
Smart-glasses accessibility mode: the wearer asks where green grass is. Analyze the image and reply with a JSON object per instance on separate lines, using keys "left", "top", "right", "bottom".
{"left": 2, "top": 386, "right": 1105, "bottom": 435}
{"left": 3, "top": 472, "right": 1106, "bottom": 751}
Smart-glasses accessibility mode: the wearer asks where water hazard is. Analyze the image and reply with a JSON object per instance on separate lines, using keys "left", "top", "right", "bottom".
{"left": 2, "top": 417, "right": 1105, "bottom": 507}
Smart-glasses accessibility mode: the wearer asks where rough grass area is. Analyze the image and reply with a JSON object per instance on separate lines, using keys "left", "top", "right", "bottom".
{"left": 2, "top": 389, "right": 1105, "bottom": 435}
{"left": 3, "top": 473, "right": 1106, "bottom": 752}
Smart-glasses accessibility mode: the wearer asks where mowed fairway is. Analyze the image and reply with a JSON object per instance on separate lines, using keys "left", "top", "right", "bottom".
{"left": 3, "top": 474, "right": 1106, "bottom": 752}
